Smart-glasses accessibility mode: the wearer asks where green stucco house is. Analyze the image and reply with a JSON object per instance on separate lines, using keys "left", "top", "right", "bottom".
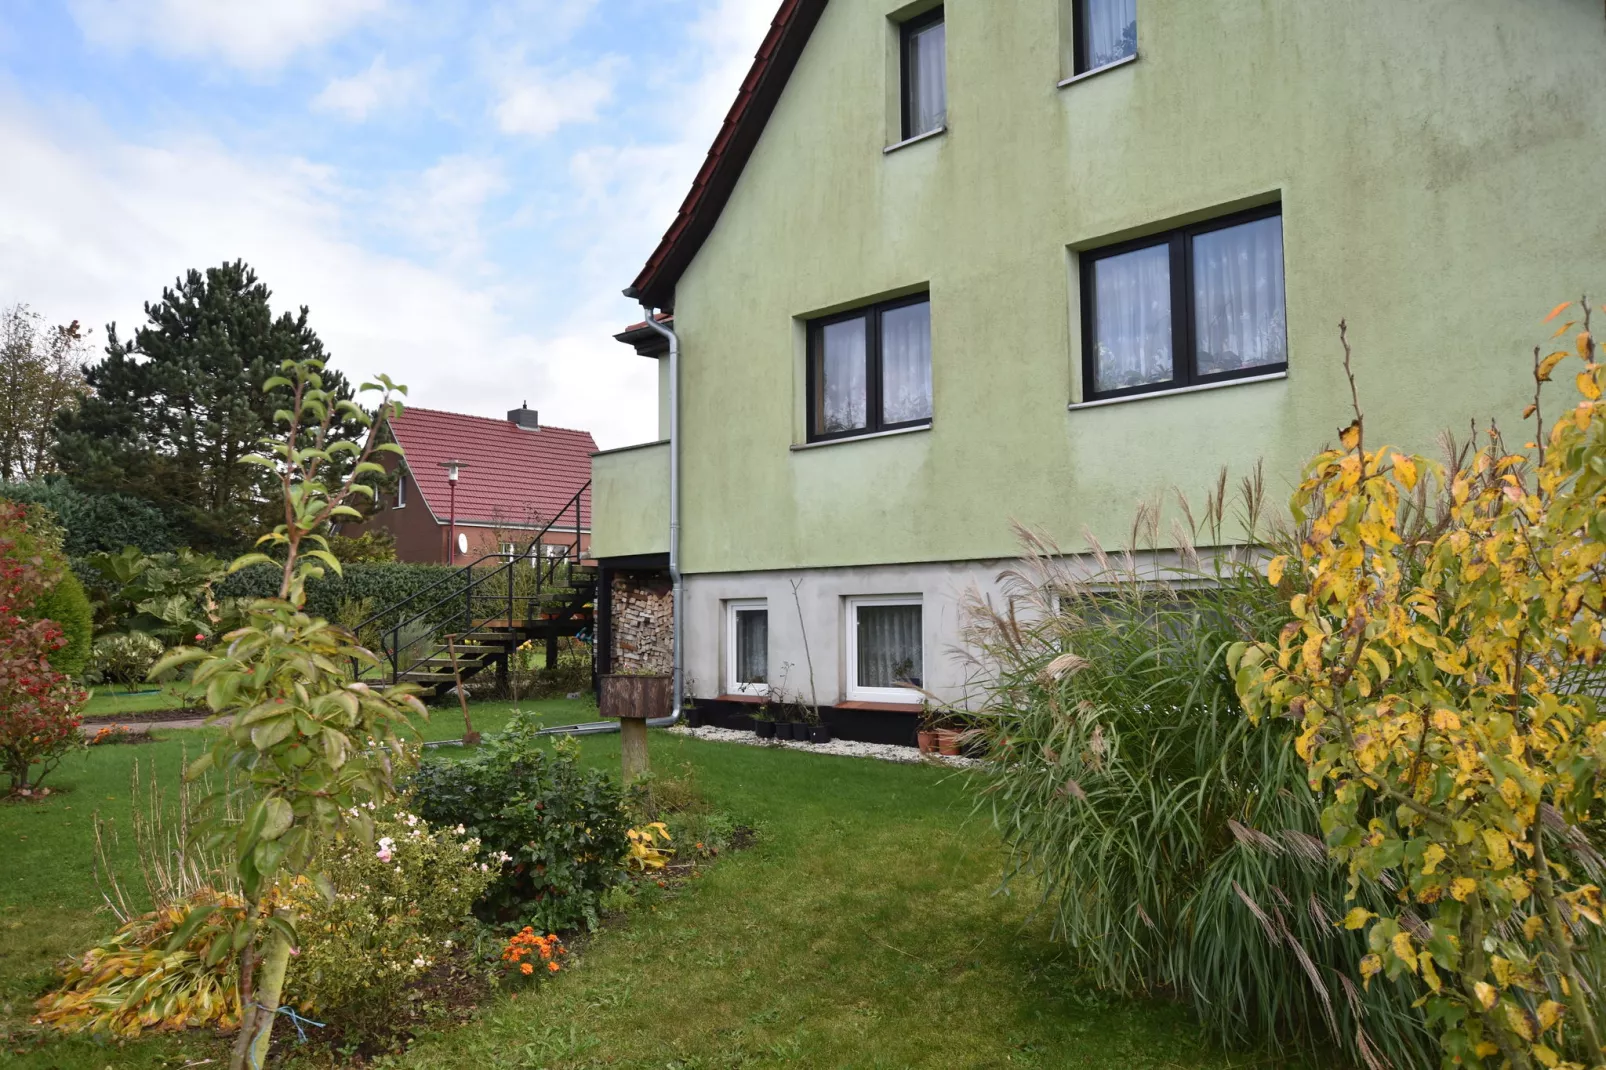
{"left": 589, "top": 0, "right": 1606, "bottom": 744}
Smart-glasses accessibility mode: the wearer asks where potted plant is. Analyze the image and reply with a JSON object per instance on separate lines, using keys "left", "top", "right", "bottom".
{"left": 935, "top": 711, "right": 966, "bottom": 757}
{"left": 806, "top": 712, "right": 831, "bottom": 745}
{"left": 751, "top": 702, "right": 777, "bottom": 739}
{"left": 916, "top": 705, "right": 940, "bottom": 755}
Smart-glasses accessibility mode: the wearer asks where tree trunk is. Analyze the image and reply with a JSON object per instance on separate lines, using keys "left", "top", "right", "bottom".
{"left": 620, "top": 717, "right": 650, "bottom": 783}
{"left": 240, "top": 926, "right": 293, "bottom": 1070}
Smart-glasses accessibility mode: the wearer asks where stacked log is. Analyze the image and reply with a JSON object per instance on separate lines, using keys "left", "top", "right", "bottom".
{"left": 611, "top": 572, "right": 672, "bottom": 674}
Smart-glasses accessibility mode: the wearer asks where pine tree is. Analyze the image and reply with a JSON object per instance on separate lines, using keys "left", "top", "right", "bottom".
{"left": 54, "top": 261, "right": 363, "bottom": 552}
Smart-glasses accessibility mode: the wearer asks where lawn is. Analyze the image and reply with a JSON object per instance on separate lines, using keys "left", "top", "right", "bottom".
{"left": 3, "top": 699, "right": 1286, "bottom": 1069}
{"left": 80, "top": 684, "right": 194, "bottom": 717}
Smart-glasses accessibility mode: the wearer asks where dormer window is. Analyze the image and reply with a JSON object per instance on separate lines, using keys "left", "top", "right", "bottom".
{"left": 901, "top": 8, "right": 946, "bottom": 140}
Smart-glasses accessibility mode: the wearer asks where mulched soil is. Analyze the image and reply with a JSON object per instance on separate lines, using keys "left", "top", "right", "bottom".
{"left": 79, "top": 708, "right": 209, "bottom": 726}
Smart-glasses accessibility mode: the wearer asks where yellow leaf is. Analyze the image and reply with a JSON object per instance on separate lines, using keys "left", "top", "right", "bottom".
{"left": 1532, "top": 1044, "right": 1559, "bottom": 1068}
{"left": 1342, "top": 907, "right": 1375, "bottom": 931}
{"left": 1394, "top": 454, "right": 1418, "bottom": 489}
{"left": 1451, "top": 878, "right": 1478, "bottom": 901}
{"left": 1432, "top": 709, "right": 1462, "bottom": 731}
{"left": 1578, "top": 331, "right": 1593, "bottom": 357}
{"left": 1392, "top": 931, "right": 1419, "bottom": 974}
{"left": 1339, "top": 420, "right": 1361, "bottom": 451}
{"left": 1421, "top": 844, "right": 1447, "bottom": 875}
{"left": 1536, "top": 999, "right": 1565, "bottom": 1032}
{"left": 1579, "top": 369, "right": 1602, "bottom": 401}
{"left": 1537, "top": 350, "right": 1569, "bottom": 382}
{"left": 1524, "top": 915, "right": 1546, "bottom": 940}
{"left": 1267, "top": 555, "right": 1287, "bottom": 588}
{"left": 1359, "top": 953, "right": 1383, "bottom": 990}
{"left": 1474, "top": 1042, "right": 1500, "bottom": 1058}
{"left": 1545, "top": 300, "right": 1573, "bottom": 323}
{"left": 1474, "top": 981, "right": 1498, "bottom": 1010}
{"left": 1506, "top": 1002, "right": 1535, "bottom": 1042}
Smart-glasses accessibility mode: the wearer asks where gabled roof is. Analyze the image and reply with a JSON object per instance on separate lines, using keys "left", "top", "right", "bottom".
{"left": 625, "top": 0, "right": 828, "bottom": 311}
{"left": 387, "top": 407, "right": 595, "bottom": 528}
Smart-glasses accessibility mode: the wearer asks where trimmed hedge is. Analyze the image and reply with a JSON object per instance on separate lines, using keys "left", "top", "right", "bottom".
{"left": 31, "top": 572, "right": 94, "bottom": 677}
{"left": 0, "top": 480, "right": 176, "bottom": 557}
{"left": 218, "top": 561, "right": 460, "bottom": 632}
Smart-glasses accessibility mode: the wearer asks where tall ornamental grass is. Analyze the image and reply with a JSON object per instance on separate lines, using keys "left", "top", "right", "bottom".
{"left": 961, "top": 472, "right": 1434, "bottom": 1069}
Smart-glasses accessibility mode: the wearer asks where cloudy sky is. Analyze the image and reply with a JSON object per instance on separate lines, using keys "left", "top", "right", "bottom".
{"left": 0, "top": 0, "right": 775, "bottom": 449}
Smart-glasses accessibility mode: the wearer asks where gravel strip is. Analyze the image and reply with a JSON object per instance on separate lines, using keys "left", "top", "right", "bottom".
{"left": 667, "top": 724, "right": 978, "bottom": 768}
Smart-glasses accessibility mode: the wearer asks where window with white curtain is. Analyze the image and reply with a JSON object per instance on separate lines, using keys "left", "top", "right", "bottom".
{"left": 395, "top": 472, "right": 407, "bottom": 508}
{"left": 901, "top": 9, "right": 946, "bottom": 140}
{"left": 726, "top": 601, "right": 769, "bottom": 696}
{"left": 1070, "top": 0, "right": 1137, "bottom": 76}
{"left": 1079, "top": 205, "right": 1287, "bottom": 401}
{"left": 808, "top": 295, "right": 932, "bottom": 442}
{"left": 846, "top": 597, "right": 923, "bottom": 704}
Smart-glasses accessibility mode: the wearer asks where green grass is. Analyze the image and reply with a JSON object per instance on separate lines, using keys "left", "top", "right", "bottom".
{"left": 80, "top": 684, "right": 194, "bottom": 717}
{"left": 2, "top": 699, "right": 1284, "bottom": 1069}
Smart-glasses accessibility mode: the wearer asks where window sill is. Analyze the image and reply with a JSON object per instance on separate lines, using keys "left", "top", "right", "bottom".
{"left": 1057, "top": 52, "right": 1138, "bottom": 89}
{"left": 1068, "top": 370, "right": 1287, "bottom": 411}
{"left": 837, "top": 700, "right": 923, "bottom": 713}
{"left": 791, "top": 423, "right": 931, "bottom": 451}
{"left": 715, "top": 693, "right": 769, "bottom": 705}
{"left": 884, "top": 126, "right": 946, "bottom": 154}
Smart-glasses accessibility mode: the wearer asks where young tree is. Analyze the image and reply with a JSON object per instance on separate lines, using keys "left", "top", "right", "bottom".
{"left": 0, "top": 305, "right": 89, "bottom": 482}
{"left": 1233, "top": 303, "right": 1606, "bottom": 1069}
{"left": 153, "top": 358, "right": 422, "bottom": 1070}
{"left": 53, "top": 262, "right": 367, "bottom": 553}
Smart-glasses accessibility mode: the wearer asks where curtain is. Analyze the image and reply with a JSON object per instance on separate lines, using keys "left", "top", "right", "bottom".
{"left": 1091, "top": 243, "right": 1173, "bottom": 392}
{"left": 908, "top": 21, "right": 946, "bottom": 136}
{"left": 857, "top": 604, "right": 922, "bottom": 689}
{"left": 734, "top": 609, "right": 767, "bottom": 686}
{"left": 880, "top": 301, "right": 932, "bottom": 425}
{"left": 816, "top": 317, "right": 867, "bottom": 434}
{"left": 1082, "top": 0, "right": 1137, "bottom": 69}
{"left": 1192, "top": 216, "right": 1287, "bottom": 377}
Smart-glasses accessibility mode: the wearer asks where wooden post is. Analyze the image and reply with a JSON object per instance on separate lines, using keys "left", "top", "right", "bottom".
{"left": 619, "top": 715, "right": 650, "bottom": 783}
{"left": 598, "top": 673, "right": 672, "bottom": 785}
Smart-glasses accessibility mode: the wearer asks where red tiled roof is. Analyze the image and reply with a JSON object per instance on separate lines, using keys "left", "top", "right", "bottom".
{"left": 626, "top": 0, "right": 828, "bottom": 311}
{"left": 388, "top": 407, "right": 595, "bottom": 528}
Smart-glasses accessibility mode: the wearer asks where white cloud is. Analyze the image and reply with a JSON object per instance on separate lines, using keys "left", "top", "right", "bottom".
{"left": 0, "top": 102, "right": 654, "bottom": 450}
{"left": 313, "top": 54, "right": 422, "bottom": 120}
{"left": 68, "top": 0, "right": 386, "bottom": 73}
{"left": 494, "top": 58, "right": 619, "bottom": 138}
{"left": 383, "top": 154, "right": 509, "bottom": 267}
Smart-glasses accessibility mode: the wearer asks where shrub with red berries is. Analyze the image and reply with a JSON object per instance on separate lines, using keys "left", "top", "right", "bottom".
{"left": 0, "top": 502, "right": 85, "bottom": 796}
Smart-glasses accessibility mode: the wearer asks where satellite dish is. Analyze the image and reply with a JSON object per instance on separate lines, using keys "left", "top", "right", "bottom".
{"left": 457, "top": 533, "right": 469, "bottom": 555}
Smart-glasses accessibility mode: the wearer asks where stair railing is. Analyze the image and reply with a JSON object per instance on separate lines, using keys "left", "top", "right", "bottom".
{"left": 352, "top": 481, "right": 592, "bottom": 684}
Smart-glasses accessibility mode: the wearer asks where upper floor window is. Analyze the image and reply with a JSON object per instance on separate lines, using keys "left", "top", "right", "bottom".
{"left": 808, "top": 294, "right": 932, "bottom": 442}
{"left": 395, "top": 471, "right": 407, "bottom": 508}
{"left": 1072, "top": 0, "right": 1137, "bottom": 75}
{"left": 1079, "top": 205, "right": 1287, "bottom": 402}
{"left": 901, "top": 8, "right": 946, "bottom": 139}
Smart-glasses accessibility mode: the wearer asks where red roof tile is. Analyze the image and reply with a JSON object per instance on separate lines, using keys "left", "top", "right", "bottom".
{"left": 388, "top": 407, "right": 595, "bottom": 528}
{"left": 627, "top": 0, "right": 827, "bottom": 310}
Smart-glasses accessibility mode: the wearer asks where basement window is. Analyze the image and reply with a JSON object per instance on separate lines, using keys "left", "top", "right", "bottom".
{"left": 846, "top": 597, "right": 923, "bottom": 704}
{"left": 726, "top": 600, "right": 769, "bottom": 696}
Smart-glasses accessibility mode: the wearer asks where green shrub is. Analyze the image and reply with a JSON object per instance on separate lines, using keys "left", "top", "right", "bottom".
{"left": 29, "top": 570, "right": 92, "bottom": 676}
{"left": 328, "top": 529, "right": 396, "bottom": 563}
{"left": 88, "top": 632, "right": 165, "bottom": 687}
{"left": 79, "top": 545, "right": 229, "bottom": 644}
{"left": 962, "top": 484, "right": 1434, "bottom": 1069}
{"left": 282, "top": 808, "right": 494, "bottom": 1038}
{"left": 411, "top": 716, "right": 630, "bottom": 933}
{"left": 219, "top": 560, "right": 458, "bottom": 634}
{"left": 0, "top": 478, "right": 175, "bottom": 556}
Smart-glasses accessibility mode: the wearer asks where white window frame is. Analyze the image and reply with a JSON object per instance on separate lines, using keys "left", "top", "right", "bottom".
{"left": 725, "top": 599, "right": 770, "bottom": 697}
{"left": 395, "top": 473, "right": 407, "bottom": 508}
{"left": 845, "top": 595, "right": 924, "bottom": 704}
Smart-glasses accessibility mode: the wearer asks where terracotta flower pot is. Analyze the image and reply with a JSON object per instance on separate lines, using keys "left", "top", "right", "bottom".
{"left": 917, "top": 729, "right": 939, "bottom": 754}
{"left": 936, "top": 728, "right": 963, "bottom": 757}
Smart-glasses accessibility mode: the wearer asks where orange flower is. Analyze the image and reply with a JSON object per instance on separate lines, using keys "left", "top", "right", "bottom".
{"left": 547, "top": 961, "right": 560, "bottom": 973}
{"left": 520, "top": 962, "right": 534, "bottom": 975}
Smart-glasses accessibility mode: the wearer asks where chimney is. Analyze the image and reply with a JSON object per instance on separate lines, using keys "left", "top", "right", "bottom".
{"left": 507, "top": 402, "right": 539, "bottom": 431}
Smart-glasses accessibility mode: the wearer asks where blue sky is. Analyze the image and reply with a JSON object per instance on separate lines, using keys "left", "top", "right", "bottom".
{"left": 0, "top": 0, "right": 775, "bottom": 448}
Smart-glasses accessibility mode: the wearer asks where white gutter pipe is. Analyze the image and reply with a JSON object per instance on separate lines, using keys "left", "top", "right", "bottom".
{"left": 639, "top": 306, "right": 684, "bottom": 725}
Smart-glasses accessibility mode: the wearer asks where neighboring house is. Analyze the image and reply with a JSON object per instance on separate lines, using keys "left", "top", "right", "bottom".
{"left": 590, "top": 0, "right": 1606, "bottom": 743}
{"left": 356, "top": 405, "right": 595, "bottom": 565}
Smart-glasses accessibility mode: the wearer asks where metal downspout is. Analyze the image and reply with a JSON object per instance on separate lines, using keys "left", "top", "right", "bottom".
{"left": 639, "top": 306, "right": 684, "bottom": 730}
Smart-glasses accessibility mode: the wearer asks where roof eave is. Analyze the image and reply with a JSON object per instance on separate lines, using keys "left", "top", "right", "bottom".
{"left": 628, "top": 0, "right": 829, "bottom": 311}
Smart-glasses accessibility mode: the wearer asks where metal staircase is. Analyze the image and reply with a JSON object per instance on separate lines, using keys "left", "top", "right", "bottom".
{"left": 355, "top": 482, "right": 595, "bottom": 697}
